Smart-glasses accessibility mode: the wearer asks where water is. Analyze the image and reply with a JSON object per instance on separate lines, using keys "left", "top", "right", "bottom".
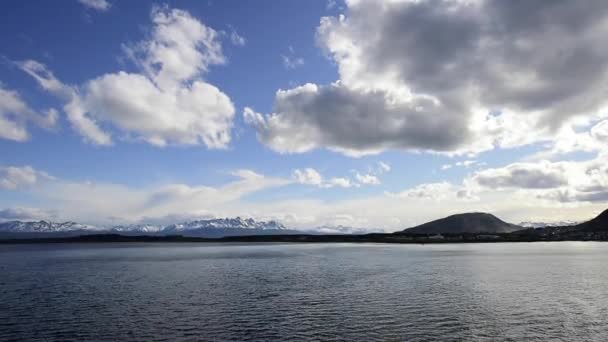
{"left": 1, "top": 242, "right": 608, "bottom": 341}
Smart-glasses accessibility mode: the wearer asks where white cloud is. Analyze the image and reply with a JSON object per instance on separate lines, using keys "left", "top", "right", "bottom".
{"left": 12, "top": 168, "right": 289, "bottom": 225}
{"left": 355, "top": 172, "right": 380, "bottom": 185}
{"left": 282, "top": 55, "right": 304, "bottom": 70}
{"left": 0, "top": 84, "right": 58, "bottom": 142}
{"left": 472, "top": 161, "right": 568, "bottom": 190}
{"left": 0, "top": 166, "right": 51, "bottom": 190}
{"left": 247, "top": 0, "right": 608, "bottom": 157}
{"left": 293, "top": 168, "right": 323, "bottom": 186}
{"left": 78, "top": 0, "right": 111, "bottom": 12}
{"left": 281, "top": 46, "right": 304, "bottom": 69}
{"left": 387, "top": 182, "right": 457, "bottom": 201}
{"left": 469, "top": 155, "right": 608, "bottom": 204}
{"left": 328, "top": 177, "right": 353, "bottom": 188}
{"left": 293, "top": 167, "right": 381, "bottom": 189}
{"left": 0, "top": 207, "right": 57, "bottom": 222}
{"left": 378, "top": 161, "right": 391, "bottom": 173}
{"left": 229, "top": 28, "right": 246, "bottom": 46}
{"left": 20, "top": 7, "right": 235, "bottom": 148}
{"left": 3, "top": 162, "right": 608, "bottom": 231}
{"left": 441, "top": 159, "right": 482, "bottom": 171}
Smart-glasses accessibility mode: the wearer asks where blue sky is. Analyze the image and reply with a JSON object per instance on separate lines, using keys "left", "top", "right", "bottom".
{"left": 1, "top": 0, "right": 608, "bottom": 230}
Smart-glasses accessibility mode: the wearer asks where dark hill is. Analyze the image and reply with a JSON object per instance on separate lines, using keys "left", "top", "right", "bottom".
{"left": 575, "top": 209, "right": 608, "bottom": 232}
{"left": 400, "top": 212, "right": 522, "bottom": 235}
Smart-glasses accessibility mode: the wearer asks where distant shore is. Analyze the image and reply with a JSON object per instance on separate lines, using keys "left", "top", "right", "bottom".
{"left": 1, "top": 232, "right": 607, "bottom": 245}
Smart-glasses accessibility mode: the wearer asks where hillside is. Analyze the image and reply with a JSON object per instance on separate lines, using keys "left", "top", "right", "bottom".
{"left": 574, "top": 209, "right": 608, "bottom": 232}
{"left": 400, "top": 212, "right": 522, "bottom": 235}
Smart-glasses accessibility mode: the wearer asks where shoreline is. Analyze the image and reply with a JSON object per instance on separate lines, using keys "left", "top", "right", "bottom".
{"left": 1, "top": 233, "right": 606, "bottom": 245}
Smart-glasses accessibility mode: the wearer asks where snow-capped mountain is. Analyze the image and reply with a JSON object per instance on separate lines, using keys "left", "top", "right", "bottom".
{"left": 111, "top": 224, "right": 163, "bottom": 233}
{"left": 0, "top": 217, "right": 287, "bottom": 235}
{"left": 519, "top": 220, "right": 580, "bottom": 228}
{"left": 312, "top": 225, "right": 380, "bottom": 235}
{"left": 0, "top": 220, "right": 99, "bottom": 233}
{"left": 163, "top": 217, "right": 285, "bottom": 232}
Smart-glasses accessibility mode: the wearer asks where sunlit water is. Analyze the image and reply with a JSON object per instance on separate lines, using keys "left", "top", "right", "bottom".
{"left": 1, "top": 242, "right": 608, "bottom": 341}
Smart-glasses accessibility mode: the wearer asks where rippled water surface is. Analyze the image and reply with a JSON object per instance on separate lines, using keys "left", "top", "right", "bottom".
{"left": 1, "top": 242, "right": 608, "bottom": 341}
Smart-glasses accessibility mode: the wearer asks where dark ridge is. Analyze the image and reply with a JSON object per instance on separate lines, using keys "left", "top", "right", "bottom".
{"left": 400, "top": 212, "right": 523, "bottom": 235}
{"left": 575, "top": 209, "right": 608, "bottom": 232}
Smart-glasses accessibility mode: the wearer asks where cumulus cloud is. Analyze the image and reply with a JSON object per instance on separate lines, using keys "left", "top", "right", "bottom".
{"left": 0, "top": 166, "right": 51, "bottom": 190}
{"left": 247, "top": 0, "right": 608, "bottom": 156}
{"left": 473, "top": 162, "right": 568, "bottom": 190}
{"left": 0, "top": 84, "right": 58, "bottom": 142}
{"left": 441, "top": 159, "right": 483, "bottom": 171}
{"left": 20, "top": 7, "right": 235, "bottom": 148}
{"left": 469, "top": 155, "right": 608, "bottom": 204}
{"left": 78, "top": 0, "right": 111, "bottom": 12}
{"left": 292, "top": 165, "right": 390, "bottom": 188}
{"left": 293, "top": 168, "right": 323, "bottom": 186}
{"left": 292, "top": 168, "right": 354, "bottom": 188}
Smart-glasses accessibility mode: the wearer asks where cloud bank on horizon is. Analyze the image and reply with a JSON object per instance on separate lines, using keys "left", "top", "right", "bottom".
{"left": 1, "top": 0, "right": 608, "bottom": 230}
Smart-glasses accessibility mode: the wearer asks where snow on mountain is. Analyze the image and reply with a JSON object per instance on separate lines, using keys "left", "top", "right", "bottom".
{"left": 0, "top": 220, "right": 99, "bottom": 233}
{"left": 0, "top": 217, "right": 286, "bottom": 234}
{"left": 111, "top": 224, "right": 163, "bottom": 233}
{"left": 519, "top": 221, "right": 580, "bottom": 228}
{"left": 163, "top": 217, "right": 286, "bottom": 232}
{"left": 313, "top": 225, "right": 380, "bottom": 235}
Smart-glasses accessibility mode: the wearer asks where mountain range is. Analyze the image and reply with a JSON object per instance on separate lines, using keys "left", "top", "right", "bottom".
{"left": 0, "top": 217, "right": 297, "bottom": 238}
{"left": 2, "top": 209, "right": 608, "bottom": 239}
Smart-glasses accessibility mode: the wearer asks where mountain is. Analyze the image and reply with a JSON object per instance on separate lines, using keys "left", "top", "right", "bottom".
{"left": 0, "top": 217, "right": 292, "bottom": 238}
{"left": 312, "top": 225, "right": 381, "bottom": 235}
{"left": 400, "top": 212, "right": 522, "bottom": 235}
{"left": 574, "top": 209, "right": 608, "bottom": 232}
{"left": 163, "top": 217, "right": 285, "bottom": 232}
{"left": 160, "top": 217, "right": 294, "bottom": 238}
{"left": 519, "top": 220, "right": 579, "bottom": 228}
{"left": 111, "top": 224, "right": 163, "bottom": 233}
{"left": 0, "top": 220, "right": 99, "bottom": 233}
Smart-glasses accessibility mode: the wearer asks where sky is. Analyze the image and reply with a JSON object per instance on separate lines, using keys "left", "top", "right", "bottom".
{"left": 1, "top": 0, "right": 608, "bottom": 231}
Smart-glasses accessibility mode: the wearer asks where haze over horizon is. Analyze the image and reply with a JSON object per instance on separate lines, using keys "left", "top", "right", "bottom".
{"left": 2, "top": 0, "right": 608, "bottom": 231}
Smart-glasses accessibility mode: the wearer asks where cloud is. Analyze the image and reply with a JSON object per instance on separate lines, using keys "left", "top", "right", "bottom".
{"left": 20, "top": 7, "right": 235, "bottom": 148}
{"left": 0, "top": 166, "right": 51, "bottom": 190}
{"left": 0, "top": 84, "right": 58, "bottom": 142}
{"left": 473, "top": 161, "right": 568, "bottom": 190}
{"left": 387, "top": 182, "right": 458, "bottom": 201}
{"left": 355, "top": 173, "right": 380, "bottom": 185}
{"left": 3, "top": 162, "right": 607, "bottom": 231}
{"left": 0, "top": 207, "right": 57, "bottom": 222}
{"left": 292, "top": 167, "right": 386, "bottom": 189}
{"left": 229, "top": 28, "right": 246, "bottom": 46}
{"left": 441, "top": 159, "right": 483, "bottom": 171}
{"left": 12, "top": 168, "right": 289, "bottom": 225}
{"left": 247, "top": 0, "right": 608, "bottom": 156}
{"left": 78, "top": 0, "right": 111, "bottom": 12}
{"left": 327, "top": 177, "right": 353, "bottom": 188}
{"left": 378, "top": 161, "right": 391, "bottom": 173}
{"left": 468, "top": 154, "right": 608, "bottom": 204}
{"left": 282, "top": 55, "right": 304, "bottom": 70}
{"left": 281, "top": 46, "right": 304, "bottom": 69}
{"left": 293, "top": 168, "right": 323, "bottom": 186}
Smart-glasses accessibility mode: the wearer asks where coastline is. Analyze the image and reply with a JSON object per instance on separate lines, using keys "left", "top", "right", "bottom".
{"left": 1, "top": 233, "right": 607, "bottom": 245}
